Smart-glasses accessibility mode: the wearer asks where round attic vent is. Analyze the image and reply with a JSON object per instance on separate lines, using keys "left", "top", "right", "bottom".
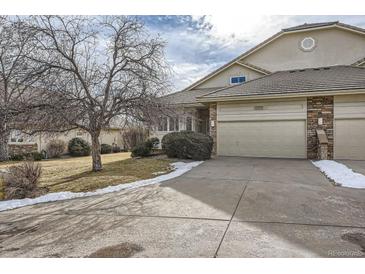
{"left": 300, "top": 37, "right": 316, "bottom": 51}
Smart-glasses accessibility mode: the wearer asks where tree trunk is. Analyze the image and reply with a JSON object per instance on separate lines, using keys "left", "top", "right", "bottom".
{"left": 0, "top": 123, "right": 9, "bottom": 161}
{"left": 91, "top": 133, "right": 102, "bottom": 172}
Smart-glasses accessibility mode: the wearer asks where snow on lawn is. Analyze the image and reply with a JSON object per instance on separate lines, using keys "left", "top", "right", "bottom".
{"left": 0, "top": 161, "right": 203, "bottom": 212}
{"left": 312, "top": 160, "right": 365, "bottom": 189}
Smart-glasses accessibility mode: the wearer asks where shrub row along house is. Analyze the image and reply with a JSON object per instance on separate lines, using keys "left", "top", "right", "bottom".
{"left": 8, "top": 128, "right": 125, "bottom": 157}
{"left": 151, "top": 21, "right": 365, "bottom": 160}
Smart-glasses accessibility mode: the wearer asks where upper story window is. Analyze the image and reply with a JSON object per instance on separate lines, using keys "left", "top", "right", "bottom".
{"left": 230, "top": 76, "right": 246, "bottom": 85}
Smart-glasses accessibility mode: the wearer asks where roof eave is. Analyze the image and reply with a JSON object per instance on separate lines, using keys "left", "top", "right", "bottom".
{"left": 196, "top": 88, "right": 365, "bottom": 103}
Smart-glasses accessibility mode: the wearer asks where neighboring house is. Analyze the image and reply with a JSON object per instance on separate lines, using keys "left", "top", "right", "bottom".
{"left": 152, "top": 21, "right": 365, "bottom": 160}
{"left": 8, "top": 128, "right": 124, "bottom": 156}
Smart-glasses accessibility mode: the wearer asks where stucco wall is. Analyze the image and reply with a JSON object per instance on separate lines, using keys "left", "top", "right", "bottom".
{"left": 35, "top": 129, "right": 124, "bottom": 152}
{"left": 244, "top": 28, "right": 365, "bottom": 72}
{"left": 195, "top": 64, "right": 264, "bottom": 89}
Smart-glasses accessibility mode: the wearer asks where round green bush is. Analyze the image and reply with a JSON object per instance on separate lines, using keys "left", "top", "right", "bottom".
{"left": 131, "top": 142, "right": 151, "bottom": 157}
{"left": 68, "top": 138, "right": 91, "bottom": 157}
{"left": 101, "top": 143, "right": 112, "bottom": 154}
{"left": 112, "top": 145, "right": 121, "bottom": 153}
{"left": 161, "top": 131, "right": 213, "bottom": 161}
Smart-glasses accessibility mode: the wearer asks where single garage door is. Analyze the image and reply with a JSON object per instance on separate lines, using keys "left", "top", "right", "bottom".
{"left": 217, "top": 120, "right": 306, "bottom": 158}
{"left": 334, "top": 119, "right": 365, "bottom": 160}
{"left": 334, "top": 95, "right": 365, "bottom": 160}
{"left": 216, "top": 99, "right": 307, "bottom": 158}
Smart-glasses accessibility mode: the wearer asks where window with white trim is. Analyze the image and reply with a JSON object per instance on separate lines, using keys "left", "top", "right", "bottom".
{"left": 9, "top": 130, "right": 35, "bottom": 143}
{"left": 186, "top": 116, "right": 192, "bottom": 131}
{"left": 230, "top": 76, "right": 246, "bottom": 85}
{"left": 168, "top": 117, "right": 179, "bottom": 132}
{"left": 158, "top": 117, "right": 168, "bottom": 131}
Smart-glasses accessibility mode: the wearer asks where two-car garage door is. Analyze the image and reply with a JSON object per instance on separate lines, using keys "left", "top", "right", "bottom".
{"left": 215, "top": 95, "right": 365, "bottom": 160}
{"left": 334, "top": 95, "right": 365, "bottom": 160}
{"left": 217, "top": 99, "right": 307, "bottom": 158}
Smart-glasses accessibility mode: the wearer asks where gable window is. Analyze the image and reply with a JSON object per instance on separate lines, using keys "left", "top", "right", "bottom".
{"left": 230, "top": 76, "right": 246, "bottom": 85}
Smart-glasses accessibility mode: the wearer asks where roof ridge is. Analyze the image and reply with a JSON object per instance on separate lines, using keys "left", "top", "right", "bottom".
{"left": 282, "top": 21, "right": 339, "bottom": 32}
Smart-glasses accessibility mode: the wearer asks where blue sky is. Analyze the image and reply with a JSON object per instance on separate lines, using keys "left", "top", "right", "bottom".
{"left": 137, "top": 15, "right": 365, "bottom": 91}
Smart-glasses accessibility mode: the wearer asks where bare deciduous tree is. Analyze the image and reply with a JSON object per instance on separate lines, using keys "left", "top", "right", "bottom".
{"left": 0, "top": 17, "right": 48, "bottom": 161}
{"left": 28, "top": 16, "right": 169, "bottom": 171}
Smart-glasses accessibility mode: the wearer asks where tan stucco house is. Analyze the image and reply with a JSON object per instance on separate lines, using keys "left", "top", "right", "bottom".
{"left": 151, "top": 21, "right": 365, "bottom": 160}
{"left": 8, "top": 128, "right": 124, "bottom": 155}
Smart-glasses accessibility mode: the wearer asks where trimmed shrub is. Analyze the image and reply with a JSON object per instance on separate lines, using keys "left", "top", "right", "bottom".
{"left": 3, "top": 161, "right": 45, "bottom": 199}
{"left": 131, "top": 142, "right": 152, "bottom": 157}
{"left": 162, "top": 131, "right": 213, "bottom": 160}
{"left": 68, "top": 138, "right": 91, "bottom": 157}
{"left": 101, "top": 143, "right": 112, "bottom": 154}
{"left": 9, "top": 152, "right": 43, "bottom": 162}
{"left": 24, "top": 152, "right": 43, "bottom": 161}
{"left": 46, "top": 139, "right": 66, "bottom": 158}
{"left": 144, "top": 139, "right": 154, "bottom": 150}
{"left": 148, "top": 137, "right": 160, "bottom": 148}
{"left": 9, "top": 154, "right": 24, "bottom": 161}
{"left": 112, "top": 145, "right": 121, "bottom": 153}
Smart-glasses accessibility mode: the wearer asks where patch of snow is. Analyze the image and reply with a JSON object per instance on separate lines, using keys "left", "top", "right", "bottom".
{"left": 312, "top": 160, "right": 365, "bottom": 189}
{"left": 0, "top": 161, "right": 203, "bottom": 212}
{"left": 152, "top": 171, "right": 167, "bottom": 175}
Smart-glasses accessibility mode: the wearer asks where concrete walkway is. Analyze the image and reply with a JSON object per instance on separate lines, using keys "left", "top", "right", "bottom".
{"left": 1, "top": 157, "right": 365, "bottom": 257}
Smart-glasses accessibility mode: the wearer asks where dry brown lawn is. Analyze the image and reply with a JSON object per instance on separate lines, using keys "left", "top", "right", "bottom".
{"left": 0, "top": 152, "right": 173, "bottom": 200}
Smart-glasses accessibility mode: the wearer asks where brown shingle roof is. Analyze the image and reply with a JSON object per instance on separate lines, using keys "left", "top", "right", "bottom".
{"left": 198, "top": 66, "right": 365, "bottom": 100}
{"left": 162, "top": 87, "right": 223, "bottom": 105}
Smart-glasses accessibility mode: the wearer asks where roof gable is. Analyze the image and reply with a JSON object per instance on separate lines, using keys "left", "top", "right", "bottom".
{"left": 184, "top": 21, "right": 365, "bottom": 92}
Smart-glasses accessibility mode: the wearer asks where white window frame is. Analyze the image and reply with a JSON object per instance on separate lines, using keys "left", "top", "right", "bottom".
{"left": 185, "top": 116, "right": 193, "bottom": 131}
{"left": 300, "top": 37, "right": 316, "bottom": 52}
{"left": 230, "top": 75, "right": 246, "bottom": 85}
{"left": 157, "top": 116, "right": 180, "bottom": 132}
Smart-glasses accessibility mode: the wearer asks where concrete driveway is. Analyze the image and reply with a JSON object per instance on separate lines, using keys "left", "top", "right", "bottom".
{"left": 1, "top": 157, "right": 365, "bottom": 257}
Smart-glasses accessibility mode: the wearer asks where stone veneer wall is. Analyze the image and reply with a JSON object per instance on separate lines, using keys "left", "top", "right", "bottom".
{"left": 209, "top": 103, "right": 217, "bottom": 155}
{"left": 307, "top": 96, "right": 334, "bottom": 159}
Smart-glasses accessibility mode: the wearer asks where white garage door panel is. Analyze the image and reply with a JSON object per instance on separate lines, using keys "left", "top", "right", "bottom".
{"left": 217, "top": 120, "right": 306, "bottom": 158}
{"left": 334, "top": 119, "right": 365, "bottom": 160}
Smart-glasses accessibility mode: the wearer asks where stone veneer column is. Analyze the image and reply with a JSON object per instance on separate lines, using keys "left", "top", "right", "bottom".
{"left": 307, "top": 96, "right": 334, "bottom": 159}
{"left": 209, "top": 103, "right": 217, "bottom": 155}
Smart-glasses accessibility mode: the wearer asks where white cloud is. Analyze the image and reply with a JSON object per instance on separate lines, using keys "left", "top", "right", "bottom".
{"left": 170, "top": 61, "right": 224, "bottom": 90}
